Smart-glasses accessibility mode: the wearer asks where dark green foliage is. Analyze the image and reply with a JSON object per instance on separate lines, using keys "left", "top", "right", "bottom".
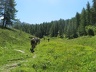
{"left": 86, "top": 26, "right": 95, "bottom": 36}
{"left": 72, "top": 33, "right": 78, "bottom": 38}
{"left": 90, "top": 0, "right": 96, "bottom": 25}
{"left": 50, "top": 21, "right": 59, "bottom": 37}
{"left": 90, "top": 8, "right": 96, "bottom": 25}
{"left": 58, "top": 19, "right": 65, "bottom": 38}
{"left": 78, "top": 8, "right": 87, "bottom": 36}
{"left": 86, "top": 2, "right": 91, "bottom": 25}
{"left": 13, "top": 0, "right": 96, "bottom": 39}
{"left": 88, "top": 28, "right": 94, "bottom": 36}
{"left": 0, "top": 0, "right": 17, "bottom": 28}
{"left": 76, "top": 12, "right": 80, "bottom": 28}
{"left": 80, "top": 8, "right": 87, "bottom": 26}
{"left": 92, "top": 0, "right": 96, "bottom": 10}
{"left": 78, "top": 25, "right": 87, "bottom": 36}
{"left": 86, "top": 25, "right": 96, "bottom": 35}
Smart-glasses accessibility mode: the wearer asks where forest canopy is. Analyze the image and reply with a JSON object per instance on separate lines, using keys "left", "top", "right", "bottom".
{"left": 1, "top": 0, "right": 96, "bottom": 38}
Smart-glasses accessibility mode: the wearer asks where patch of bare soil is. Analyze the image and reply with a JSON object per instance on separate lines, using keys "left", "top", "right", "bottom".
{"left": 0, "top": 60, "right": 27, "bottom": 72}
{"left": 0, "top": 54, "right": 36, "bottom": 72}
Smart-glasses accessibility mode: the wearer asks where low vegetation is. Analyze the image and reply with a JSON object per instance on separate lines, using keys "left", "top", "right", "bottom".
{"left": 0, "top": 28, "right": 31, "bottom": 68}
{"left": 0, "top": 28, "right": 96, "bottom": 72}
{"left": 12, "top": 37, "right": 96, "bottom": 72}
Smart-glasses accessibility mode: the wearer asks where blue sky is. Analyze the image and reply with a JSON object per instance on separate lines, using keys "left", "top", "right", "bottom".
{"left": 15, "top": 0, "right": 92, "bottom": 24}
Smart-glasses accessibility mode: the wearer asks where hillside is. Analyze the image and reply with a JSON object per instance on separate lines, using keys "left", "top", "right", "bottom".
{"left": 0, "top": 28, "right": 96, "bottom": 72}
{"left": 0, "top": 28, "right": 32, "bottom": 71}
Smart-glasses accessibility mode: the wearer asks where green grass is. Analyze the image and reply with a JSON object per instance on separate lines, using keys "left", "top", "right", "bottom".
{"left": 11, "top": 37, "right": 96, "bottom": 72}
{"left": 0, "top": 28, "right": 96, "bottom": 72}
{"left": 0, "top": 28, "right": 32, "bottom": 66}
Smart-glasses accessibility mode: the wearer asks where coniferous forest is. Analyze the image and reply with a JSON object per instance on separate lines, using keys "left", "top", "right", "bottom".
{"left": 1, "top": 0, "right": 96, "bottom": 39}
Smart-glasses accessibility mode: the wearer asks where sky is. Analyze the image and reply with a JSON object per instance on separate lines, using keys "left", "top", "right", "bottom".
{"left": 15, "top": 0, "right": 92, "bottom": 24}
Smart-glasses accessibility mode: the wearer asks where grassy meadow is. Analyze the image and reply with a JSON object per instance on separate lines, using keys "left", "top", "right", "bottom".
{"left": 0, "top": 28, "right": 32, "bottom": 69}
{"left": 0, "top": 28, "right": 96, "bottom": 72}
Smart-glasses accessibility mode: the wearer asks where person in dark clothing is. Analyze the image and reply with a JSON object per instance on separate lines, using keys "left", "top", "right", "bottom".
{"left": 48, "top": 38, "right": 50, "bottom": 42}
{"left": 30, "top": 37, "right": 40, "bottom": 53}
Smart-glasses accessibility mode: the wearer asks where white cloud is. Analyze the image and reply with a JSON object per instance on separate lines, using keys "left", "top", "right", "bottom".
{"left": 0, "top": 16, "right": 4, "bottom": 20}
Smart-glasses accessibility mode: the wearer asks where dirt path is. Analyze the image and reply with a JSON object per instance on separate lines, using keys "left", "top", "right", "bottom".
{"left": 14, "top": 49, "right": 25, "bottom": 53}
{"left": 0, "top": 52, "right": 36, "bottom": 72}
{"left": 0, "top": 59, "right": 28, "bottom": 72}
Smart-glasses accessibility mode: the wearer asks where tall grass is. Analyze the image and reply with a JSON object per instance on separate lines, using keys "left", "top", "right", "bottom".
{"left": 0, "top": 28, "right": 96, "bottom": 72}
{"left": 0, "top": 28, "right": 31, "bottom": 66}
{"left": 11, "top": 37, "right": 96, "bottom": 72}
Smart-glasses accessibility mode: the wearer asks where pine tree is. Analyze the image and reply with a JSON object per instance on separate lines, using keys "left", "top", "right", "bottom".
{"left": 50, "top": 21, "right": 59, "bottom": 37}
{"left": 2, "top": 0, "right": 17, "bottom": 27}
{"left": 86, "top": 2, "right": 91, "bottom": 25}
{"left": 78, "top": 8, "right": 87, "bottom": 36}
{"left": 93, "top": 0, "right": 96, "bottom": 9}
{"left": 76, "top": 12, "right": 80, "bottom": 29}
{"left": 0, "top": 0, "right": 5, "bottom": 25}
{"left": 91, "top": 0, "right": 96, "bottom": 25}
{"left": 0, "top": 0, "right": 4, "bottom": 15}
{"left": 58, "top": 19, "right": 64, "bottom": 38}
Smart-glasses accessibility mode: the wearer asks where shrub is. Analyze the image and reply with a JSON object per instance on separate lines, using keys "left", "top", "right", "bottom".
{"left": 85, "top": 26, "right": 95, "bottom": 36}
{"left": 88, "top": 29, "right": 94, "bottom": 36}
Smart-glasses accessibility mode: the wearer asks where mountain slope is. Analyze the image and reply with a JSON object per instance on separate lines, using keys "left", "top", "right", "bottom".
{"left": 0, "top": 28, "right": 32, "bottom": 67}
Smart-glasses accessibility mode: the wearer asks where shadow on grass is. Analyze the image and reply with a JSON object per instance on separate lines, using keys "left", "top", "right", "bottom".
{"left": 0, "top": 26, "right": 17, "bottom": 32}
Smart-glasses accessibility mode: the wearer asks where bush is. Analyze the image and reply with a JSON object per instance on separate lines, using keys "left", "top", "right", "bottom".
{"left": 88, "top": 29, "right": 94, "bottom": 36}
{"left": 85, "top": 26, "right": 95, "bottom": 36}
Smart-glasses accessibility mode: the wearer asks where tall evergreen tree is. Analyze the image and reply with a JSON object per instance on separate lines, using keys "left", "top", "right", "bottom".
{"left": 86, "top": 2, "right": 91, "bottom": 25}
{"left": 0, "top": 0, "right": 5, "bottom": 25}
{"left": 91, "top": 0, "right": 96, "bottom": 25}
{"left": 2, "top": 0, "right": 17, "bottom": 27}
{"left": 78, "top": 8, "right": 87, "bottom": 36}
{"left": 58, "top": 19, "right": 65, "bottom": 38}
{"left": 50, "top": 21, "right": 59, "bottom": 37}
{"left": 76, "top": 12, "right": 80, "bottom": 29}
{"left": 93, "top": 0, "right": 96, "bottom": 9}
{"left": 0, "top": 0, "right": 4, "bottom": 15}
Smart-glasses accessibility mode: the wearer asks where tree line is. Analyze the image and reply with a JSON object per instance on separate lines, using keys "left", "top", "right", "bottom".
{"left": 1, "top": 0, "right": 96, "bottom": 39}
{"left": 14, "top": 0, "right": 96, "bottom": 38}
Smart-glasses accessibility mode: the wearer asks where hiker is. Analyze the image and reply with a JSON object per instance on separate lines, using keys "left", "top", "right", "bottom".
{"left": 35, "top": 37, "right": 40, "bottom": 44}
{"left": 48, "top": 38, "right": 50, "bottom": 42}
{"left": 30, "top": 37, "right": 40, "bottom": 53}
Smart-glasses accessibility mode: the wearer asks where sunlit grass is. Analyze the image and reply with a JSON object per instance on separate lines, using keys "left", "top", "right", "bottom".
{"left": 0, "top": 28, "right": 31, "bottom": 66}
{"left": 12, "top": 37, "right": 96, "bottom": 72}
{"left": 0, "top": 28, "right": 96, "bottom": 72}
